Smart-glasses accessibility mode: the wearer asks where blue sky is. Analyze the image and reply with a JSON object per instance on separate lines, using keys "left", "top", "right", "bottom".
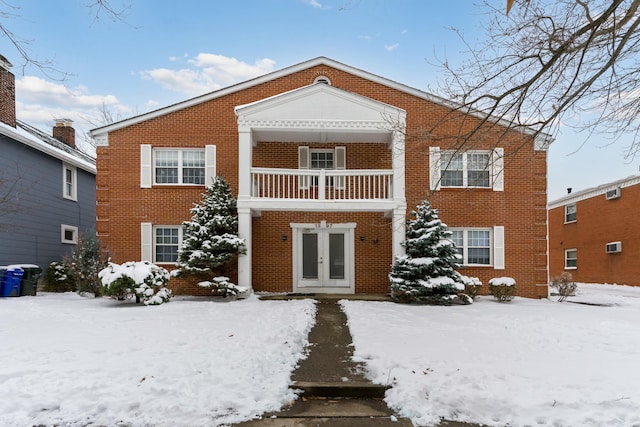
{"left": 1, "top": 0, "right": 638, "bottom": 201}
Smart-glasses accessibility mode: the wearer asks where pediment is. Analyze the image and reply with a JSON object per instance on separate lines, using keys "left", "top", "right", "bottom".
{"left": 236, "top": 83, "right": 405, "bottom": 124}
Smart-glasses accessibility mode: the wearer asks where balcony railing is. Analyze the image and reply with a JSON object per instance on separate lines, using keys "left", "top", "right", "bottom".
{"left": 251, "top": 168, "right": 394, "bottom": 201}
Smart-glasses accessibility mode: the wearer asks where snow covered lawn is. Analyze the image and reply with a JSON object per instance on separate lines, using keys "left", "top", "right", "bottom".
{"left": 342, "top": 283, "right": 640, "bottom": 427}
{"left": 0, "top": 294, "right": 315, "bottom": 427}
{"left": 2, "top": 284, "right": 639, "bottom": 427}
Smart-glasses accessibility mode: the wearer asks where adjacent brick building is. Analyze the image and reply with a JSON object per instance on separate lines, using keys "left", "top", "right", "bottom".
{"left": 90, "top": 57, "right": 551, "bottom": 298}
{"left": 548, "top": 175, "right": 640, "bottom": 286}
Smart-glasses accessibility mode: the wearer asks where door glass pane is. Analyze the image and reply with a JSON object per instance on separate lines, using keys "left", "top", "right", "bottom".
{"left": 329, "top": 233, "right": 345, "bottom": 279}
{"left": 302, "top": 234, "right": 318, "bottom": 279}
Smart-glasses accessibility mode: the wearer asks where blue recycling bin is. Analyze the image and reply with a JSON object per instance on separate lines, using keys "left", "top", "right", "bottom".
{"left": 0, "top": 266, "right": 24, "bottom": 297}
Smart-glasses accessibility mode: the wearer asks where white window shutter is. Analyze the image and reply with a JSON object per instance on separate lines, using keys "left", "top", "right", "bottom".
{"left": 298, "top": 146, "right": 310, "bottom": 190}
{"left": 334, "top": 146, "right": 346, "bottom": 190}
{"left": 140, "top": 144, "right": 152, "bottom": 188}
{"left": 493, "top": 225, "right": 505, "bottom": 269}
{"left": 141, "top": 222, "right": 153, "bottom": 262}
{"left": 492, "top": 148, "right": 504, "bottom": 192}
{"left": 205, "top": 145, "right": 216, "bottom": 186}
{"left": 429, "top": 147, "right": 441, "bottom": 191}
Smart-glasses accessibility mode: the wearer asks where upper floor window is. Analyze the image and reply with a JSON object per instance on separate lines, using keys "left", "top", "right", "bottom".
{"left": 450, "top": 228, "right": 492, "bottom": 266}
{"left": 441, "top": 151, "right": 491, "bottom": 188}
{"left": 62, "top": 164, "right": 77, "bottom": 201}
{"left": 429, "top": 147, "right": 504, "bottom": 191}
{"left": 565, "top": 204, "right": 577, "bottom": 223}
{"left": 140, "top": 145, "right": 216, "bottom": 189}
{"left": 154, "top": 149, "right": 205, "bottom": 185}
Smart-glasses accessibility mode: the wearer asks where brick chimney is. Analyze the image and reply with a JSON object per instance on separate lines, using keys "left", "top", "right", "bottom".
{"left": 0, "top": 54, "right": 16, "bottom": 128}
{"left": 53, "top": 119, "right": 76, "bottom": 148}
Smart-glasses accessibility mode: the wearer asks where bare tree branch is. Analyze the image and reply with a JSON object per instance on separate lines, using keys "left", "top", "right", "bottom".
{"left": 433, "top": 0, "right": 640, "bottom": 159}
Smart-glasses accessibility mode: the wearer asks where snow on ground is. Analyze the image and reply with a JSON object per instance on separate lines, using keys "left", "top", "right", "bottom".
{"left": 2, "top": 284, "right": 640, "bottom": 427}
{"left": 341, "top": 283, "right": 640, "bottom": 427}
{"left": 0, "top": 294, "right": 315, "bottom": 427}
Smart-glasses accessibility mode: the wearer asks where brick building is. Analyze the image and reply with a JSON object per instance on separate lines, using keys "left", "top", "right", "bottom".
{"left": 548, "top": 175, "right": 640, "bottom": 286}
{"left": 90, "top": 57, "right": 550, "bottom": 298}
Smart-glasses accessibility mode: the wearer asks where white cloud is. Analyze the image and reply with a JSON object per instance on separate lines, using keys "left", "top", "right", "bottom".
{"left": 401, "top": 29, "right": 408, "bottom": 35}
{"left": 358, "top": 35, "right": 372, "bottom": 41}
{"left": 16, "top": 76, "right": 119, "bottom": 108}
{"left": 385, "top": 43, "right": 399, "bottom": 52}
{"left": 140, "top": 54, "right": 276, "bottom": 97}
{"left": 303, "top": 0, "right": 323, "bottom": 8}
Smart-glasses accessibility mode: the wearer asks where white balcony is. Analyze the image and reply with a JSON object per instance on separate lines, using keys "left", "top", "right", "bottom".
{"left": 251, "top": 168, "right": 394, "bottom": 201}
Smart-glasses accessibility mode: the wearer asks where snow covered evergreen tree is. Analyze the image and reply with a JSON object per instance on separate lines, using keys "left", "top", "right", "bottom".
{"left": 176, "top": 176, "right": 245, "bottom": 277}
{"left": 389, "top": 200, "right": 471, "bottom": 305}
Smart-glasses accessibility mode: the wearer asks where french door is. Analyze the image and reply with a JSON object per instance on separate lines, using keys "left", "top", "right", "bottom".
{"left": 292, "top": 223, "right": 354, "bottom": 293}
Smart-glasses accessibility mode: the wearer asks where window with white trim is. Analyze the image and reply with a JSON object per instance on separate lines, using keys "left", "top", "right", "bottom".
{"left": 429, "top": 147, "right": 504, "bottom": 191}
{"left": 154, "top": 149, "right": 205, "bottom": 185}
{"left": 450, "top": 228, "right": 492, "bottom": 266}
{"left": 565, "top": 249, "right": 577, "bottom": 269}
{"left": 61, "top": 224, "right": 78, "bottom": 244}
{"left": 62, "top": 164, "right": 77, "bottom": 200}
{"left": 441, "top": 151, "right": 490, "bottom": 188}
{"left": 565, "top": 204, "right": 576, "bottom": 223}
{"left": 154, "top": 226, "right": 183, "bottom": 263}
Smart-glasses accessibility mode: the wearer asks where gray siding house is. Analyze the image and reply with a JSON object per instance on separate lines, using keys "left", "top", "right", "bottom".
{"left": 0, "top": 55, "right": 96, "bottom": 269}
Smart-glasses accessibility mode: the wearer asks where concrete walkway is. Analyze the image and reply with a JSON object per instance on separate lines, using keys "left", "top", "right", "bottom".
{"left": 235, "top": 297, "right": 482, "bottom": 427}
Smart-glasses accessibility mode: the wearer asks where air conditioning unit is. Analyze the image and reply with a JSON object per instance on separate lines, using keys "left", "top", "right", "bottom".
{"left": 606, "top": 241, "right": 622, "bottom": 253}
{"left": 605, "top": 187, "right": 621, "bottom": 200}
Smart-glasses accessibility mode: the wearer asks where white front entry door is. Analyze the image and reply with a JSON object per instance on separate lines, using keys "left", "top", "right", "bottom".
{"left": 292, "top": 222, "right": 355, "bottom": 293}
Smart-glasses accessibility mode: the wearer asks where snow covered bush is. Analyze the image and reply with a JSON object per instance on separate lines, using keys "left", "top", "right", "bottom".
{"left": 461, "top": 276, "right": 483, "bottom": 299}
{"left": 389, "top": 200, "right": 471, "bottom": 305}
{"left": 198, "top": 276, "right": 248, "bottom": 298}
{"left": 488, "top": 277, "right": 517, "bottom": 302}
{"left": 42, "top": 261, "right": 76, "bottom": 293}
{"left": 99, "top": 261, "right": 172, "bottom": 305}
{"left": 176, "top": 176, "right": 245, "bottom": 280}
{"left": 550, "top": 272, "right": 577, "bottom": 302}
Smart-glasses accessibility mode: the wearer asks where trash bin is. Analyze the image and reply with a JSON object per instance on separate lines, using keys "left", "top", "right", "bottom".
{"left": 0, "top": 266, "right": 24, "bottom": 297}
{"left": 15, "top": 264, "right": 42, "bottom": 296}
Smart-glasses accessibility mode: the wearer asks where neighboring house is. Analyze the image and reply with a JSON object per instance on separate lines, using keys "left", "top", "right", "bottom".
{"left": 548, "top": 176, "right": 640, "bottom": 286}
{"left": 90, "top": 57, "right": 550, "bottom": 298}
{"left": 0, "top": 55, "right": 96, "bottom": 269}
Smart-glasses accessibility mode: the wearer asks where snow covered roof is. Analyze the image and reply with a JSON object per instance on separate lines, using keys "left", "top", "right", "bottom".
{"left": 0, "top": 120, "right": 96, "bottom": 174}
{"left": 89, "top": 56, "right": 552, "bottom": 149}
{"left": 548, "top": 174, "right": 640, "bottom": 208}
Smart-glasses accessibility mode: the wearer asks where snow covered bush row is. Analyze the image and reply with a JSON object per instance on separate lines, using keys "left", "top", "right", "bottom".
{"left": 488, "top": 277, "right": 517, "bottom": 302}
{"left": 99, "top": 261, "right": 172, "bottom": 305}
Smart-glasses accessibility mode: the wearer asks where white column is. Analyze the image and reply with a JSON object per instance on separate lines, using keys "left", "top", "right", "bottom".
{"left": 238, "top": 129, "right": 252, "bottom": 202}
{"left": 391, "top": 130, "right": 405, "bottom": 202}
{"left": 237, "top": 207, "right": 252, "bottom": 297}
{"left": 392, "top": 207, "right": 406, "bottom": 259}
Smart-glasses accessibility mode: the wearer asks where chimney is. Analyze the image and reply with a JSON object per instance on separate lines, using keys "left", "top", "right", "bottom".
{"left": 53, "top": 118, "right": 76, "bottom": 148}
{"left": 0, "top": 54, "right": 16, "bottom": 128}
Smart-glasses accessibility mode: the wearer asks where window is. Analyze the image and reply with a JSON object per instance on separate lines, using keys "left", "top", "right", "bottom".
{"left": 154, "top": 149, "right": 205, "bottom": 185}
{"left": 310, "top": 150, "right": 334, "bottom": 170}
{"left": 450, "top": 229, "right": 492, "bottom": 265}
{"left": 62, "top": 164, "right": 77, "bottom": 200}
{"left": 565, "top": 204, "right": 577, "bottom": 223}
{"left": 565, "top": 249, "right": 577, "bottom": 269}
{"left": 153, "top": 226, "right": 183, "bottom": 263}
{"left": 440, "top": 151, "right": 491, "bottom": 188}
{"left": 430, "top": 147, "right": 503, "bottom": 191}
{"left": 61, "top": 224, "right": 78, "bottom": 244}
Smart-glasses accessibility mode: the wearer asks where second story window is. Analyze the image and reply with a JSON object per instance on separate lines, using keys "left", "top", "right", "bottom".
{"left": 441, "top": 151, "right": 491, "bottom": 188}
{"left": 154, "top": 149, "right": 205, "bottom": 185}
{"left": 565, "top": 203, "right": 577, "bottom": 223}
{"left": 62, "top": 164, "right": 77, "bottom": 201}
{"left": 429, "top": 147, "right": 503, "bottom": 191}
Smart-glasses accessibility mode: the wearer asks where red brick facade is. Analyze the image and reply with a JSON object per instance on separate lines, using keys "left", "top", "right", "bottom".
{"left": 549, "top": 177, "right": 640, "bottom": 286}
{"left": 93, "top": 58, "right": 549, "bottom": 298}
